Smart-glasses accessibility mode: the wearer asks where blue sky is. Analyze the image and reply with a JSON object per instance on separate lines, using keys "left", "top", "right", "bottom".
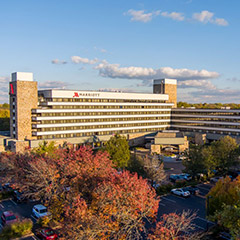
{"left": 0, "top": 0, "right": 240, "bottom": 103}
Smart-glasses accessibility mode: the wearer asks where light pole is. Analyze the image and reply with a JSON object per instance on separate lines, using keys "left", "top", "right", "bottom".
{"left": 206, "top": 195, "right": 212, "bottom": 231}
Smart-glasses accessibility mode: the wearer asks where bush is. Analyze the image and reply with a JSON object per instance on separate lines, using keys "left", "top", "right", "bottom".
{"left": 156, "top": 183, "right": 174, "bottom": 195}
{"left": 0, "top": 190, "right": 14, "bottom": 200}
{"left": 0, "top": 219, "right": 33, "bottom": 240}
{"left": 37, "top": 216, "right": 51, "bottom": 227}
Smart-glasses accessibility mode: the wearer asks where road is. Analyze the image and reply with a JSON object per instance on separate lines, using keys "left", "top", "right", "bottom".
{"left": 0, "top": 198, "right": 40, "bottom": 239}
{"left": 158, "top": 183, "right": 215, "bottom": 231}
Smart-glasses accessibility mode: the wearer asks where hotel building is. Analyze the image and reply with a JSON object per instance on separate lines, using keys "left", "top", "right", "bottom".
{"left": 8, "top": 72, "right": 177, "bottom": 151}
{"left": 171, "top": 108, "right": 240, "bottom": 144}
{"left": 6, "top": 72, "right": 240, "bottom": 152}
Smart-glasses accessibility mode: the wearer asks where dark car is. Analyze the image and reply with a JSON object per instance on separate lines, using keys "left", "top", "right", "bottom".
{"left": 35, "top": 227, "right": 58, "bottom": 240}
{"left": 1, "top": 211, "right": 18, "bottom": 226}
{"left": 169, "top": 174, "right": 184, "bottom": 182}
{"left": 182, "top": 186, "right": 200, "bottom": 195}
{"left": 13, "top": 190, "right": 27, "bottom": 203}
{"left": 217, "top": 232, "right": 232, "bottom": 240}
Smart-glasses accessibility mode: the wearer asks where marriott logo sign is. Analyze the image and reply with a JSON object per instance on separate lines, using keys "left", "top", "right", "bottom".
{"left": 73, "top": 92, "right": 100, "bottom": 98}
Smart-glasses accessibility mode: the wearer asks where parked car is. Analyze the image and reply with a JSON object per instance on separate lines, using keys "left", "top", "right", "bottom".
{"left": 171, "top": 188, "right": 190, "bottom": 198}
{"left": 210, "top": 176, "right": 223, "bottom": 183}
{"left": 179, "top": 173, "right": 192, "bottom": 181}
{"left": 13, "top": 190, "right": 27, "bottom": 203}
{"left": 32, "top": 204, "right": 51, "bottom": 219}
{"left": 217, "top": 231, "right": 232, "bottom": 240}
{"left": 2, "top": 183, "right": 13, "bottom": 191}
{"left": 182, "top": 186, "right": 200, "bottom": 195}
{"left": 1, "top": 211, "right": 18, "bottom": 226}
{"left": 35, "top": 227, "right": 58, "bottom": 240}
{"left": 169, "top": 174, "right": 184, "bottom": 182}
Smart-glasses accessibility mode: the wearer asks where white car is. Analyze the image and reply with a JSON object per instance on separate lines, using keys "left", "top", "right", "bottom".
{"left": 171, "top": 188, "right": 190, "bottom": 197}
{"left": 32, "top": 204, "right": 50, "bottom": 219}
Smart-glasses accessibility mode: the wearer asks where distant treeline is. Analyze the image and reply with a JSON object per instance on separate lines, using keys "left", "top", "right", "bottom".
{"left": 177, "top": 102, "right": 240, "bottom": 109}
{"left": 0, "top": 103, "right": 10, "bottom": 131}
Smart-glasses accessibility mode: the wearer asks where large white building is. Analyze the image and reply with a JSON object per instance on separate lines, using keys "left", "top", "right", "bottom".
{"left": 6, "top": 72, "right": 240, "bottom": 152}
{"left": 8, "top": 72, "right": 177, "bottom": 151}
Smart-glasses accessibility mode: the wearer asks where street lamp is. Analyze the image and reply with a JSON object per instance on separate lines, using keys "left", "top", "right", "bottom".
{"left": 206, "top": 195, "right": 212, "bottom": 231}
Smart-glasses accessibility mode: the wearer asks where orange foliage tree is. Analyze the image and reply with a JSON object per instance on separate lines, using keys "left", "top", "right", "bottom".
{"left": 0, "top": 146, "right": 198, "bottom": 239}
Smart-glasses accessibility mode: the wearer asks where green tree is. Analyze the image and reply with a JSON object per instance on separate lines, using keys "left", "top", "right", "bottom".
{"left": 211, "top": 136, "right": 239, "bottom": 172}
{"left": 182, "top": 144, "right": 206, "bottom": 177}
{"left": 105, "top": 134, "right": 130, "bottom": 169}
{"left": 32, "top": 141, "right": 57, "bottom": 156}
{"left": 214, "top": 203, "right": 240, "bottom": 240}
{"left": 207, "top": 176, "right": 240, "bottom": 216}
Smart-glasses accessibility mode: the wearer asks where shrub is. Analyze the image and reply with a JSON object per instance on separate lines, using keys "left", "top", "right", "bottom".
{"left": 0, "top": 190, "right": 14, "bottom": 200}
{"left": 37, "top": 216, "right": 51, "bottom": 227}
{"left": 156, "top": 183, "right": 174, "bottom": 195}
{"left": 0, "top": 219, "right": 33, "bottom": 240}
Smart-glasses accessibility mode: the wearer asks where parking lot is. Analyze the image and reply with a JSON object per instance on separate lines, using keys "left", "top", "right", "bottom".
{"left": 0, "top": 198, "right": 40, "bottom": 239}
{"left": 158, "top": 183, "right": 215, "bottom": 231}
{"left": 0, "top": 183, "right": 214, "bottom": 238}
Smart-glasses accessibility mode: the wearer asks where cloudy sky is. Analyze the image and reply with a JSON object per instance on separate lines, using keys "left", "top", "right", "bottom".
{"left": 0, "top": 0, "right": 239, "bottom": 103}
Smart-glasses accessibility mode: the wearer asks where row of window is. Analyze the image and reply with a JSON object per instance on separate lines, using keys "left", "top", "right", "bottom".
{"left": 172, "top": 111, "right": 240, "bottom": 116}
{"left": 36, "top": 127, "right": 167, "bottom": 140}
{"left": 50, "top": 105, "right": 171, "bottom": 109}
{"left": 34, "top": 111, "right": 171, "bottom": 117}
{"left": 172, "top": 126, "right": 240, "bottom": 136}
{"left": 172, "top": 123, "right": 240, "bottom": 129}
{"left": 35, "top": 116, "right": 170, "bottom": 124}
{"left": 36, "top": 121, "right": 169, "bottom": 132}
{"left": 171, "top": 117, "right": 240, "bottom": 122}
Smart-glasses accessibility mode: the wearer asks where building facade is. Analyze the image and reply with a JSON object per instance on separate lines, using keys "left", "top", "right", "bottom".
{"left": 6, "top": 72, "right": 240, "bottom": 152}
{"left": 171, "top": 108, "right": 240, "bottom": 144}
{"left": 8, "top": 72, "right": 176, "bottom": 151}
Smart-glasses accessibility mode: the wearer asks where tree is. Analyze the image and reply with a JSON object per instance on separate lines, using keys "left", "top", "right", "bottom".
{"left": 142, "top": 154, "right": 166, "bottom": 185}
{"left": 148, "top": 211, "right": 201, "bottom": 240}
{"left": 31, "top": 141, "right": 57, "bottom": 156}
{"left": 208, "top": 176, "right": 240, "bottom": 239}
{"left": 0, "top": 147, "right": 159, "bottom": 240}
{"left": 104, "top": 134, "right": 130, "bottom": 168}
{"left": 183, "top": 137, "right": 240, "bottom": 177}
{"left": 210, "top": 136, "right": 239, "bottom": 172}
{"left": 207, "top": 176, "right": 240, "bottom": 216}
{"left": 182, "top": 144, "right": 206, "bottom": 177}
{"left": 213, "top": 203, "right": 240, "bottom": 240}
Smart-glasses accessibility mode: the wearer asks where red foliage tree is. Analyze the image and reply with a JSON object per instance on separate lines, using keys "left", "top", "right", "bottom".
{"left": 0, "top": 146, "right": 160, "bottom": 239}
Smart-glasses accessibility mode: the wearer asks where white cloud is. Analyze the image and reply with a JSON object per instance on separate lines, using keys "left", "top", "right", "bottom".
{"left": 161, "top": 11, "right": 185, "bottom": 21}
{"left": 98, "top": 88, "right": 135, "bottom": 93}
{"left": 71, "top": 56, "right": 99, "bottom": 64}
{"left": 39, "top": 81, "right": 70, "bottom": 89}
{"left": 94, "top": 61, "right": 219, "bottom": 81}
{"left": 94, "top": 46, "right": 107, "bottom": 53}
{"left": 192, "top": 10, "right": 228, "bottom": 26}
{"left": 193, "top": 10, "right": 214, "bottom": 23}
{"left": 51, "top": 59, "right": 67, "bottom": 64}
{"left": 125, "top": 9, "right": 160, "bottom": 23}
{"left": 0, "top": 77, "right": 9, "bottom": 103}
{"left": 178, "top": 80, "right": 216, "bottom": 90}
{"left": 214, "top": 18, "right": 228, "bottom": 26}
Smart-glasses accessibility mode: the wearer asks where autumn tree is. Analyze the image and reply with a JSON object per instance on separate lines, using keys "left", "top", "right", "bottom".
{"left": 104, "top": 134, "right": 130, "bottom": 168}
{"left": 148, "top": 211, "right": 201, "bottom": 240}
{"left": 0, "top": 147, "right": 160, "bottom": 240}
{"left": 207, "top": 176, "right": 240, "bottom": 216}
{"left": 213, "top": 203, "right": 240, "bottom": 240}
{"left": 142, "top": 154, "right": 166, "bottom": 185}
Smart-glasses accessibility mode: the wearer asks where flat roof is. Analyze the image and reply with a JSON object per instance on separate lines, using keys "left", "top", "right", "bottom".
{"left": 38, "top": 89, "right": 169, "bottom": 101}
